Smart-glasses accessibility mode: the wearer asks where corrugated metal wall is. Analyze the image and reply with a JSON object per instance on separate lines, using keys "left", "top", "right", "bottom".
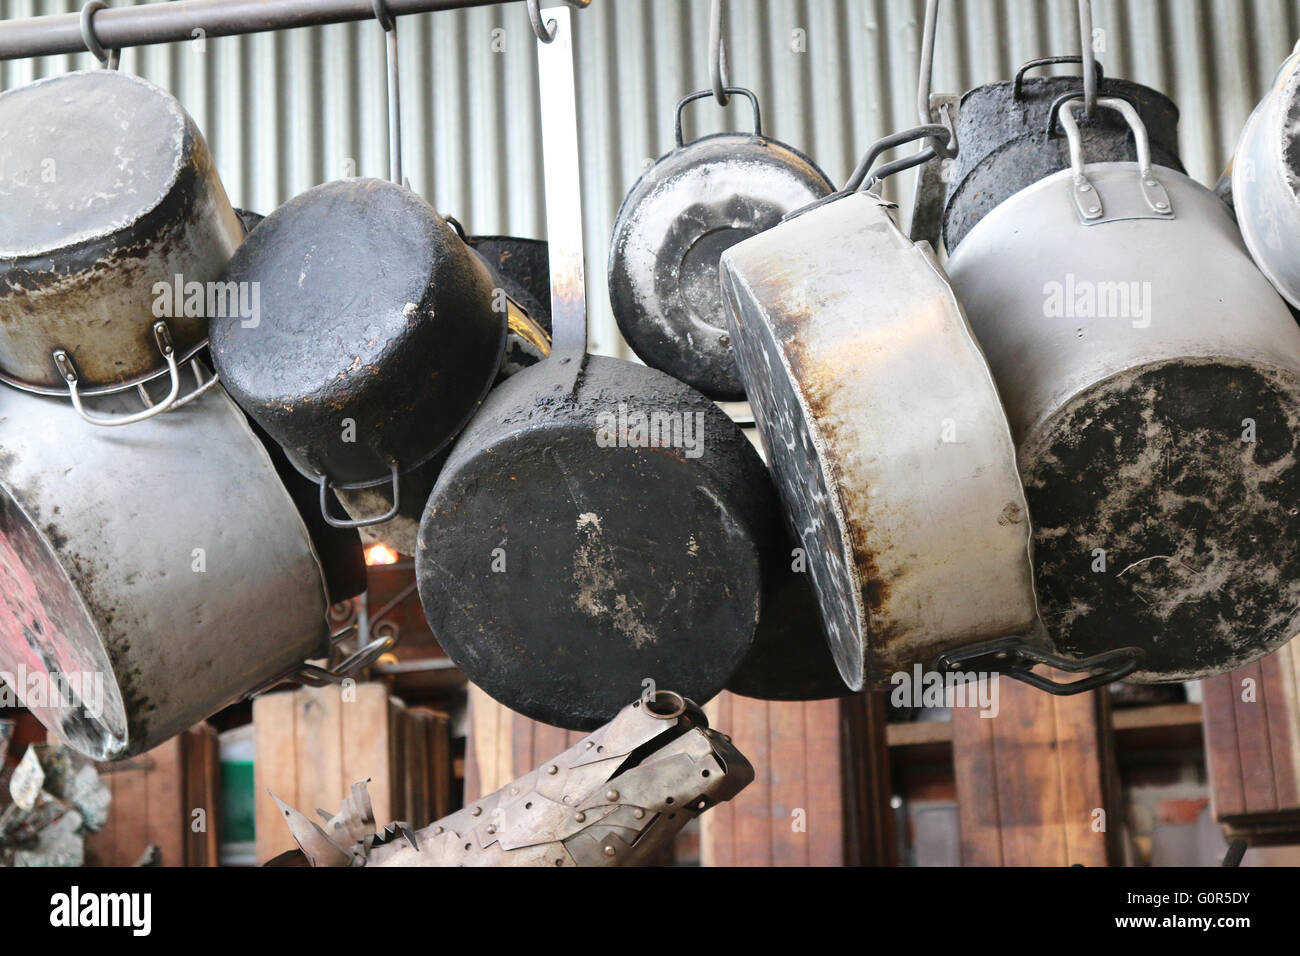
{"left": 2, "top": 0, "right": 1298, "bottom": 354}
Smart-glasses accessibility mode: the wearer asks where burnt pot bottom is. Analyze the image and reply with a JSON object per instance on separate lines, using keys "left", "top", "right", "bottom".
{"left": 1024, "top": 359, "right": 1300, "bottom": 681}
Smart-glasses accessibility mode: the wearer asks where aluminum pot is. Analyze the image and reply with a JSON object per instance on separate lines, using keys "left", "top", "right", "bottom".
{"left": 943, "top": 56, "right": 1183, "bottom": 252}
{"left": 608, "top": 88, "right": 833, "bottom": 400}
{"left": 719, "top": 139, "right": 1041, "bottom": 691}
{"left": 0, "top": 377, "right": 332, "bottom": 760}
{"left": 0, "top": 70, "right": 243, "bottom": 422}
{"left": 946, "top": 97, "right": 1300, "bottom": 681}
{"left": 210, "top": 178, "right": 507, "bottom": 529}
{"left": 1231, "top": 40, "right": 1300, "bottom": 307}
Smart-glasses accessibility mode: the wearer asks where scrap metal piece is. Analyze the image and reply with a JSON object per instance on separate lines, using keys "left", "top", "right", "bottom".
{"left": 274, "top": 691, "right": 753, "bottom": 867}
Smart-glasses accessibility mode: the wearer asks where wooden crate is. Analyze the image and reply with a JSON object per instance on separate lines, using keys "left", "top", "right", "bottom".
{"left": 252, "top": 684, "right": 453, "bottom": 864}
{"left": 1202, "top": 639, "right": 1300, "bottom": 843}
{"left": 951, "top": 672, "right": 1120, "bottom": 866}
{"left": 84, "top": 723, "right": 220, "bottom": 867}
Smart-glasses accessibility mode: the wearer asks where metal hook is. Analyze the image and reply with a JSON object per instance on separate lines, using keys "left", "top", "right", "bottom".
{"left": 371, "top": 0, "right": 403, "bottom": 185}
{"left": 80, "top": 1, "right": 119, "bottom": 70}
{"left": 710, "top": 0, "right": 730, "bottom": 106}
{"left": 527, "top": 0, "right": 556, "bottom": 43}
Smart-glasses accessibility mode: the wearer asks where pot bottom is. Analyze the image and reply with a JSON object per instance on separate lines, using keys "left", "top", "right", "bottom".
{"left": 0, "top": 493, "right": 127, "bottom": 759}
{"left": 1022, "top": 358, "right": 1300, "bottom": 681}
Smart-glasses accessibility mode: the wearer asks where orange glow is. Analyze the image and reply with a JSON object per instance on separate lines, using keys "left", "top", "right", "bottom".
{"left": 365, "top": 544, "right": 400, "bottom": 566}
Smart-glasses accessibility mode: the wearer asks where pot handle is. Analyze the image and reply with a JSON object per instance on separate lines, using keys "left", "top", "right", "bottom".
{"left": 674, "top": 87, "right": 762, "bottom": 148}
{"left": 936, "top": 635, "right": 1143, "bottom": 696}
{"left": 845, "top": 124, "right": 953, "bottom": 192}
{"left": 51, "top": 321, "right": 218, "bottom": 427}
{"left": 1056, "top": 95, "right": 1173, "bottom": 222}
{"left": 317, "top": 461, "right": 402, "bottom": 529}
{"left": 1012, "top": 54, "right": 1105, "bottom": 100}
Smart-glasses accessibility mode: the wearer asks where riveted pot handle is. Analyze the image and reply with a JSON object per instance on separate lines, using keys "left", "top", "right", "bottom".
{"left": 51, "top": 321, "right": 216, "bottom": 427}
{"left": 1012, "top": 54, "right": 1105, "bottom": 100}
{"left": 936, "top": 635, "right": 1143, "bottom": 696}
{"left": 1056, "top": 95, "right": 1172, "bottom": 221}
{"left": 317, "top": 461, "right": 401, "bottom": 529}
{"left": 674, "top": 87, "right": 762, "bottom": 148}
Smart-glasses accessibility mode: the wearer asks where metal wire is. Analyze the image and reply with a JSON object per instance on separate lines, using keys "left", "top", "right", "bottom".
{"left": 372, "top": 0, "right": 403, "bottom": 185}
{"left": 710, "top": 0, "right": 729, "bottom": 106}
{"left": 79, "top": 1, "right": 118, "bottom": 68}
{"left": 527, "top": 0, "right": 556, "bottom": 43}
{"left": 1079, "top": 0, "right": 1096, "bottom": 116}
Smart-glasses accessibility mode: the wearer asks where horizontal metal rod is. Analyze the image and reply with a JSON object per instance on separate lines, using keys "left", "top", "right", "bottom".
{"left": 0, "top": 0, "right": 508, "bottom": 61}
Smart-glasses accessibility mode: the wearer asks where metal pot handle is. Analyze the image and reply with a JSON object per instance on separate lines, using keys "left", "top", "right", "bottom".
{"left": 1056, "top": 95, "right": 1173, "bottom": 222}
{"left": 936, "top": 635, "right": 1143, "bottom": 696}
{"left": 845, "top": 124, "right": 953, "bottom": 192}
{"left": 1012, "top": 54, "right": 1105, "bottom": 100}
{"left": 317, "top": 461, "right": 402, "bottom": 529}
{"left": 674, "top": 87, "right": 762, "bottom": 147}
{"left": 51, "top": 320, "right": 217, "bottom": 427}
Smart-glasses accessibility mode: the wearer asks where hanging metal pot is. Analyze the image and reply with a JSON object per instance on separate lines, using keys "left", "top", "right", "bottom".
{"left": 945, "top": 97, "right": 1300, "bottom": 681}
{"left": 943, "top": 56, "right": 1183, "bottom": 252}
{"left": 464, "top": 232, "right": 553, "bottom": 333}
{"left": 0, "top": 378, "right": 333, "bottom": 760}
{"left": 720, "top": 128, "right": 1139, "bottom": 694}
{"left": 608, "top": 88, "right": 833, "bottom": 400}
{"left": 0, "top": 70, "right": 242, "bottom": 425}
{"left": 416, "top": 21, "right": 786, "bottom": 731}
{"left": 1230, "top": 40, "right": 1300, "bottom": 308}
{"left": 209, "top": 177, "right": 507, "bottom": 530}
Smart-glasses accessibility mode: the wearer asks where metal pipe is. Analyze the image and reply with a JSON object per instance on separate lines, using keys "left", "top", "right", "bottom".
{"left": 0, "top": 0, "right": 503, "bottom": 61}
{"left": 1078, "top": 0, "right": 1096, "bottom": 116}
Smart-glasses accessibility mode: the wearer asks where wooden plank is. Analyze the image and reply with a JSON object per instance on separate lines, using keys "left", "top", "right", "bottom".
{"left": 1201, "top": 672, "right": 1246, "bottom": 819}
{"left": 405, "top": 709, "right": 429, "bottom": 827}
{"left": 1230, "top": 661, "right": 1277, "bottom": 813}
{"left": 113, "top": 759, "right": 151, "bottom": 865}
{"left": 951, "top": 692, "right": 1004, "bottom": 866}
{"left": 838, "top": 693, "right": 890, "bottom": 865}
{"left": 767, "top": 699, "right": 808, "bottom": 866}
{"left": 182, "top": 724, "right": 220, "bottom": 867}
{"left": 1262, "top": 646, "right": 1300, "bottom": 808}
{"left": 729, "top": 695, "right": 773, "bottom": 866}
{"left": 700, "top": 694, "right": 734, "bottom": 868}
{"left": 388, "top": 696, "right": 408, "bottom": 822}
{"left": 341, "top": 683, "right": 395, "bottom": 824}
{"left": 1053, "top": 690, "right": 1112, "bottom": 867}
{"left": 144, "top": 736, "right": 185, "bottom": 867}
{"left": 253, "top": 689, "right": 299, "bottom": 864}
{"left": 425, "top": 711, "right": 453, "bottom": 820}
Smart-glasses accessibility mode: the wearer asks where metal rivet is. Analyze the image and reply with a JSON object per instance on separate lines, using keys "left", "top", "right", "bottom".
{"left": 605, "top": 789, "right": 619, "bottom": 802}
{"left": 546, "top": 764, "right": 558, "bottom": 775}
{"left": 470, "top": 806, "right": 482, "bottom": 816}
{"left": 633, "top": 808, "right": 645, "bottom": 820}
{"left": 585, "top": 741, "right": 594, "bottom": 749}
{"left": 1079, "top": 184, "right": 1092, "bottom": 192}
{"left": 574, "top": 811, "right": 586, "bottom": 823}
{"left": 433, "top": 826, "right": 444, "bottom": 835}
{"left": 1088, "top": 205, "right": 1100, "bottom": 214}
{"left": 486, "top": 824, "right": 497, "bottom": 834}
{"left": 1155, "top": 201, "right": 1169, "bottom": 210}
{"left": 510, "top": 787, "right": 519, "bottom": 795}
{"left": 603, "top": 846, "right": 616, "bottom": 857}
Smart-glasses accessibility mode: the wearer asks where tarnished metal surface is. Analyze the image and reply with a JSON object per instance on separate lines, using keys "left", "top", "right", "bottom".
{"left": 466, "top": 234, "right": 552, "bottom": 332}
{"left": 417, "top": 354, "right": 782, "bottom": 729}
{"left": 608, "top": 107, "right": 833, "bottom": 399}
{"left": 945, "top": 157, "right": 1300, "bottom": 681}
{"left": 943, "top": 72, "right": 1185, "bottom": 251}
{"left": 0, "top": 379, "right": 331, "bottom": 759}
{"left": 0, "top": 69, "right": 242, "bottom": 393}
{"left": 720, "top": 191, "right": 1038, "bottom": 690}
{"left": 272, "top": 691, "right": 753, "bottom": 866}
{"left": 210, "top": 177, "right": 505, "bottom": 489}
{"left": 1232, "top": 40, "right": 1300, "bottom": 307}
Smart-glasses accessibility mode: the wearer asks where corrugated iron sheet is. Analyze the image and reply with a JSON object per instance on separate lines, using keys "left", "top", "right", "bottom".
{"left": 3, "top": 0, "right": 1298, "bottom": 354}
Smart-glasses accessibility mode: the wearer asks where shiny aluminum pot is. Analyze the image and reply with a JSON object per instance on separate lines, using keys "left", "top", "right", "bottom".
{"left": 0, "top": 70, "right": 243, "bottom": 423}
{"left": 1232, "top": 40, "right": 1300, "bottom": 307}
{"left": 946, "top": 97, "right": 1300, "bottom": 681}
{"left": 720, "top": 161, "right": 1040, "bottom": 690}
{"left": 0, "top": 378, "right": 332, "bottom": 760}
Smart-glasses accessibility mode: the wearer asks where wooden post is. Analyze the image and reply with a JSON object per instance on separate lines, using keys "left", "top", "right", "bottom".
{"left": 951, "top": 672, "right": 1119, "bottom": 866}
{"left": 1202, "top": 639, "right": 1300, "bottom": 842}
{"left": 700, "top": 693, "right": 863, "bottom": 866}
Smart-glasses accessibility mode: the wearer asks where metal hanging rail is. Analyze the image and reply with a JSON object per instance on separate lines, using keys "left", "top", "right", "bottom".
{"left": 0, "top": 0, "right": 573, "bottom": 62}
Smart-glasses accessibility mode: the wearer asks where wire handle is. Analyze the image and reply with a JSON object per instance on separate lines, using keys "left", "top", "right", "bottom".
{"left": 674, "top": 86, "right": 761, "bottom": 147}
{"left": 710, "top": 0, "right": 729, "bottom": 106}
{"left": 371, "top": 0, "right": 403, "bottom": 186}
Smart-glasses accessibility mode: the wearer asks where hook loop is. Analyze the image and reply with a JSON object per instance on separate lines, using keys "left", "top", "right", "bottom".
{"left": 528, "top": 0, "right": 557, "bottom": 43}
{"left": 710, "top": 0, "right": 730, "bottom": 106}
{"left": 80, "top": 1, "right": 119, "bottom": 70}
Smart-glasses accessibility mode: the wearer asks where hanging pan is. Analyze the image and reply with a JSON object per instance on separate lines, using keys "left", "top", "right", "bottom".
{"left": 0, "top": 69, "right": 242, "bottom": 425}
{"left": 720, "top": 128, "right": 1140, "bottom": 694}
{"left": 416, "top": 8, "right": 785, "bottom": 730}
{"left": 209, "top": 9, "right": 507, "bottom": 531}
{"left": 608, "top": 87, "right": 833, "bottom": 400}
{"left": 945, "top": 97, "right": 1300, "bottom": 681}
